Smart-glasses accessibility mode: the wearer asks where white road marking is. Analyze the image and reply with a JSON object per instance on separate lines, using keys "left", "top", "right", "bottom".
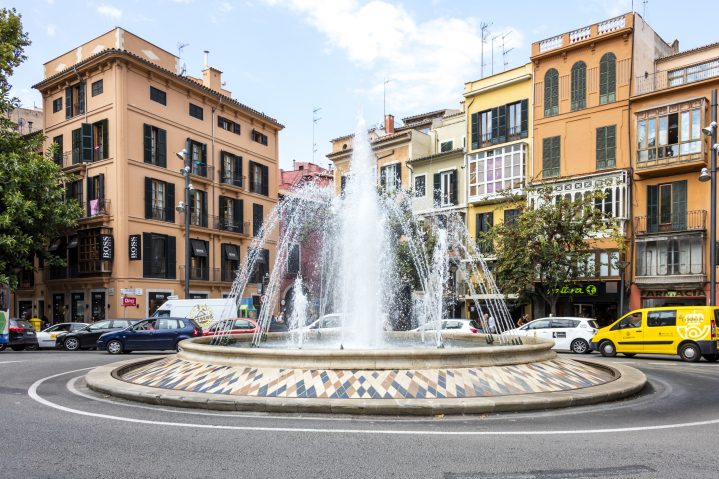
{"left": 0, "top": 360, "right": 27, "bottom": 364}
{"left": 27, "top": 368, "right": 719, "bottom": 436}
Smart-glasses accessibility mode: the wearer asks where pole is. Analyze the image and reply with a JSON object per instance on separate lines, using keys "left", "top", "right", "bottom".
{"left": 710, "top": 89, "right": 717, "bottom": 306}
{"left": 184, "top": 140, "right": 191, "bottom": 300}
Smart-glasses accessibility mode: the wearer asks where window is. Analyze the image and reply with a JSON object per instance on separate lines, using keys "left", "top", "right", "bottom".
{"left": 150, "top": 86, "right": 166, "bottom": 106}
{"left": 440, "top": 140, "right": 453, "bottom": 152}
{"left": 596, "top": 125, "right": 616, "bottom": 170}
{"left": 646, "top": 181, "right": 687, "bottom": 233}
{"left": 570, "top": 61, "right": 587, "bottom": 111}
{"left": 249, "top": 161, "right": 269, "bottom": 195}
{"left": 92, "top": 120, "right": 108, "bottom": 162}
{"left": 221, "top": 151, "right": 243, "bottom": 187}
{"left": 188, "top": 140, "right": 208, "bottom": 177}
{"left": 544, "top": 69, "right": 559, "bottom": 116}
{"left": 599, "top": 53, "right": 616, "bottom": 104}
{"left": 189, "top": 190, "right": 208, "bottom": 227}
{"left": 252, "top": 129, "right": 268, "bottom": 145}
{"left": 433, "top": 170, "right": 456, "bottom": 207}
{"left": 218, "top": 116, "right": 241, "bottom": 135}
{"left": 504, "top": 209, "right": 520, "bottom": 226}
{"left": 86, "top": 174, "right": 105, "bottom": 217}
{"left": 414, "top": 175, "right": 426, "bottom": 197}
{"left": 52, "top": 97, "right": 62, "bottom": 113}
{"left": 144, "top": 177, "right": 175, "bottom": 223}
{"left": 250, "top": 248, "right": 269, "bottom": 283}
{"left": 542, "top": 136, "right": 560, "bottom": 178}
{"left": 636, "top": 105, "right": 702, "bottom": 163}
{"left": 471, "top": 100, "right": 528, "bottom": 149}
{"left": 189, "top": 239, "right": 209, "bottom": 280}
{"left": 189, "top": 103, "right": 204, "bottom": 120}
{"left": 52, "top": 135, "right": 63, "bottom": 166}
{"left": 598, "top": 251, "right": 620, "bottom": 277}
{"left": 91, "top": 80, "right": 103, "bottom": 97}
{"left": 667, "top": 59, "right": 719, "bottom": 87}
{"left": 143, "top": 124, "right": 167, "bottom": 167}
{"left": 65, "top": 81, "right": 85, "bottom": 119}
{"left": 221, "top": 244, "right": 240, "bottom": 282}
{"left": 287, "top": 244, "right": 300, "bottom": 274}
{"left": 340, "top": 175, "right": 348, "bottom": 196}
{"left": 647, "top": 311, "right": 677, "bottom": 327}
{"left": 219, "top": 196, "right": 243, "bottom": 232}
{"left": 637, "top": 237, "right": 703, "bottom": 276}
{"left": 142, "top": 232, "right": 176, "bottom": 279}
{"left": 253, "top": 203, "right": 264, "bottom": 236}
{"left": 72, "top": 120, "right": 107, "bottom": 164}
{"left": 380, "top": 163, "right": 401, "bottom": 193}
{"left": 66, "top": 179, "right": 83, "bottom": 208}
{"left": 475, "top": 212, "right": 493, "bottom": 254}
{"left": 594, "top": 186, "right": 621, "bottom": 219}
{"left": 468, "top": 143, "right": 525, "bottom": 197}
{"left": 480, "top": 110, "right": 492, "bottom": 144}
{"left": 507, "top": 102, "right": 522, "bottom": 136}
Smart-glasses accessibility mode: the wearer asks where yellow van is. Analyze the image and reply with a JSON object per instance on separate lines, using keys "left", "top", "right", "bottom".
{"left": 590, "top": 306, "right": 718, "bottom": 362}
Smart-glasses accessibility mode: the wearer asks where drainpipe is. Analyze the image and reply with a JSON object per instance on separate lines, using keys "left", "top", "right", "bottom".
{"left": 624, "top": 20, "right": 636, "bottom": 314}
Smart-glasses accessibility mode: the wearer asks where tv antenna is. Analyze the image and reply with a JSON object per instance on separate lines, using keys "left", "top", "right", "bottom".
{"left": 480, "top": 22, "right": 492, "bottom": 78}
{"left": 177, "top": 42, "right": 189, "bottom": 76}
{"left": 383, "top": 78, "right": 393, "bottom": 118}
{"left": 501, "top": 32, "right": 513, "bottom": 71}
{"left": 312, "top": 107, "right": 322, "bottom": 163}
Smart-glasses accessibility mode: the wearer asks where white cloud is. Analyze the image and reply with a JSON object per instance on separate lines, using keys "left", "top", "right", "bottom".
{"left": 97, "top": 4, "right": 123, "bottom": 19}
{"left": 46, "top": 24, "right": 56, "bottom": 36}
{"left": 263, "top": 0, "right": 524, "bottom": 113}
{"left": 219, "top": 1, "right": 233, "bottom": 12}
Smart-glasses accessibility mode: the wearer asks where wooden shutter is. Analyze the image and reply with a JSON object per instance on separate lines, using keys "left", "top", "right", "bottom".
{"left": 471, "top": 112, "right": 479, "bottom": 149}
{"left": 201, "top": 190, "right": 208, "bottom": 227}
{"left": 234, "top": 156, "right": 243, "bottom": 187}
{"left": 248, "top": 161, "right": 255, "bottom": 192}
{"left": 101, "top": 119, "right": 109, "bottom": 159}
{"left": 253, "top": 204, "right": 263, "bottom": 236}
{"left": 341, "top": 176, "right": 347, "bottom": 196}
{"left": 380, "top": 166, "right": 387, "bottom": 189}
{"left": 475, "top": 214, "right": 482, "bottom": 239}
{"left": 86, "top": 176, "right": 94, "bottom": 216}
{"left": 396, "top": 164, "right": 402, "bottom": 190}
{"left": 261, "top": 164, "right": 269, "bottom": 196}
{"left": 233, "top": 198, "right": 242, "bottom": 232}
{"left": 237, "top": 199, "right": 244, "bottom": 231}
{"left": 144, "top": 177, "right": 153, "bottom": 219}
{"left": 142, "top": 233, "right": 152, "bottom": 277}
{"left": 450, "top": 171, "right": 458, "bottom": 205}
{"left": 647, "top": 185, "right": 658, "bottom": 233}
{"left": 596, "top": 127, "right": 606, "bottom": 170}
{"left": 433, "top": 173, "right": 441, "bottom": 205}
{"left": 77, "top": 81, "right": 86, "bottom": 115}
{"left": 491, "top": 107, "right": 499, "bottom": 143}
{"left": 671, "top": 181, "right": 687, "bottom": 230}
{"left": 201, "top": 143, "right": 207, "bottom": 166}
{"left": 98, "top": 174, "right": 105, "bottom": 200}
{"left": 166, "top": 182, "right": 175, "bottom": 223}
{"left": 167, "top": 236, "right": 176, "bottom": 279}
{"left": 157, "top": 128, "right": 166, "bottom": 167}
{"left": 220, "top": 152, "right": 226, "bottom": 181}
{"left": 72, "top": 128, "right": 81, "bottom": 164}
{"left": 65, "top": 86, "right": 73, "bottom": 119}
{"left": 520, "top": 99, "right": 528, "bottom": 137}
{"left": 143, "top": 124, "right": 152, "bottom": 164}
{"left": 607, "top": 125, "right": 616, "bottom": 167}
{"left": 81, "top": 123, "right": 92, "bottom": 163}
{"left": 497, "top": 105, "right": 507, "bottom": 143}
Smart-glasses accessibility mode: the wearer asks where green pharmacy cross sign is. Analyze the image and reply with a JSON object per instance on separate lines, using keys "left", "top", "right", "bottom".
{"left": 549, "top": 283, "right": 601, "bottom": 297}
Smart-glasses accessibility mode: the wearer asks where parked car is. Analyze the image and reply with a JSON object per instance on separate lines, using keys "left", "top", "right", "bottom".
{"left": 36, "top": 323, "right": 87, "bottom": 349}
{"left": 97, "top": 317, "right": 203, "bottom": 354}
{"left": 7, "top": 319, "right": 39, "bottom": 351}
{"left": 503, "top": 317, "right": 598, "bottom": 354}
{"left": 57, "top": 319, "right": 137, "bottom": 351}
{"left": 204, "top": 318, "right": 257, "bottom": 336}
{"left": 411, "top": 319, "right": 481, "bottom": 334}
{"left": 301, "top": 313, "right": 343, "bottom": 331}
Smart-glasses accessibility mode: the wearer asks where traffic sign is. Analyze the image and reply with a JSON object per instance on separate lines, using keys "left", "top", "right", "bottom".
{"left": 121, "top": 288, "right": 143, "bottom": 295}
{"left": 122, "top": 297, "right": 137, "bottom": 307}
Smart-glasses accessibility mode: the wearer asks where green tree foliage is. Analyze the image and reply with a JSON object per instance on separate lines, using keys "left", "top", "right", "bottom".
{"left": 0, "top": 8, "right": 82, "bottom": 287}
{"left": 487, "top": 186, "right": 626, "bottom": 315}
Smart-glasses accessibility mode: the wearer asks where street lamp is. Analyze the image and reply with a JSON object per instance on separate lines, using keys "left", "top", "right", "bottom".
{"left": 699, "top": 90, "right": 718, "bottom": 306}
{"left": 177, "top": 143, "right": 192, "bottom": 299}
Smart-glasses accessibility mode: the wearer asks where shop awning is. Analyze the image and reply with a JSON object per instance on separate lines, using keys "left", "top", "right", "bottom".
{"left": 239, "top": 304, "right": 256, "bottom": 311}
{"left": 190, "top": 239, "right": 208, "bottom": 257}
{"left": 67, "top": 236, "right": 78, "bottom": 249}
{"left": 223, "top": 244, "right": 239, "bottom": 260}
{"left": 48, "top": 238, "right": 62, "bottom": 252}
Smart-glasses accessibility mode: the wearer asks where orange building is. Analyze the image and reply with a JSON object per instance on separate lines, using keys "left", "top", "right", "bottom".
{"left": 17, "top": 28, "right": 282, "bottom": 322}
{"left": 530, "top": 13, "right": 675, "bottom": 322}
{"left": 629, "top": 44, "right": 719, "bottom": 308}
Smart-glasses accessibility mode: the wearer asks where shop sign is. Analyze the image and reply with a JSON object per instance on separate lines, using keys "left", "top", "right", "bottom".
{"left": 642, "top": 289, "right": 706, "bottom": 298}
{"left": 547, "top": 283, "right": 601, "bottom": 297}
{"left": 100, "top": 234, "right": 114, "bottom": 260}
{"left": 129, "top": 235, "right": 141, "bottom": 260}
{"left": 122, "top": 297, "right": 137, "bottom": 307}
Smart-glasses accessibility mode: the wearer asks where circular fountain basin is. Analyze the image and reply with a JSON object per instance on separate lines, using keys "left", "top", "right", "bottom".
{"left": 85, "top": 332, "right": 646, "bottom": 415}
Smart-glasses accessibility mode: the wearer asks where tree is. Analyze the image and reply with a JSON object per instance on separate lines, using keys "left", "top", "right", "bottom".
{"left": 487, "top": 186, "right": 626, "bottom": 316}
{"left": 0, "top": 8, "right": 83, "bottom": 287}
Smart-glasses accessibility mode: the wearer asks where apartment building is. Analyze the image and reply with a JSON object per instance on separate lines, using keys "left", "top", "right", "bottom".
{"left": 629, "top": 43, "right": 719, "bottom": 308}
{"left": 530, "top": 13, "right": 675, "bottom": 322}
{"left": 19, "top": 28, "right": 282, "bottom": 322}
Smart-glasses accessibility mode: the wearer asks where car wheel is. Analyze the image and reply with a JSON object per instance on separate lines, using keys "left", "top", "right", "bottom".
{"left": 702, "top": 354, "right": 718, "bottom": 362}
{"left": 26, "top": 343, "right": 39, "bottom": 351}
{"left": 599, "top": 340, "right": 616, "bottom": 358}
{"left": 64, "top": 337, "right": 81, "bottom": 351}
{"left": 623, "top": 353, "right": 636, "bottom": 358}
{"left": 679, "top": 342, "right": 701, "bottom": 362}
{"left": 570, "top": 339, "right": 589, "bottom": 354}
{"left": 0, "top": 344, "right": 6, "bottom": 352}
{"left": 10, "top": 345, "right": 25, "bottom": 352}
{"left": 175, "top": 341, "right": 182, "bottom": 353}
{"left": 106, "top": 340, "right": 123, "bottom": 355}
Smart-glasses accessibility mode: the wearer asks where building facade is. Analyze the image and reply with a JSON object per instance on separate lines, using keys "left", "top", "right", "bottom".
{"left": 19, "top": 28, "right": 282, "bottom": 322}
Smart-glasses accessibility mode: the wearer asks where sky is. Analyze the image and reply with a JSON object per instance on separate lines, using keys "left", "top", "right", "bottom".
{"left": 6, "top": 0, "right": 719, "bottom": 170}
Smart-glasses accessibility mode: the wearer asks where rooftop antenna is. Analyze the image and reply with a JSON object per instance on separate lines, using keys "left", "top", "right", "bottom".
{"left": 480, "top": 22, "right": 492, "bottom": 78}
{"left": 383, "top": 78, "right": 393, "bottom": 118}
{"left": 491, "top": 33, "right": 501, "bottom": 76}
{"left": 177, "top": 42, "right": 189, "bottom": 76}
{"left": 642, "top": 0, "right": 648, "bottom": 18}
{"left": 312, "top": 107, "right": 322, "bottom": 163}
{"left": 501, "top": 32, "right": 513, "bottom": 71}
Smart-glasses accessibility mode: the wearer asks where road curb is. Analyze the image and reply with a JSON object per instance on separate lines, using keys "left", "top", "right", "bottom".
{"left": 85, "top": 357, "right": 647, "bottom": 416}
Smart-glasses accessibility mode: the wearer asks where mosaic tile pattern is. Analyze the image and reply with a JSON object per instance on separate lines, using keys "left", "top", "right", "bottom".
{"left": 121, "top": 357, "right": 614, "bottom": 399}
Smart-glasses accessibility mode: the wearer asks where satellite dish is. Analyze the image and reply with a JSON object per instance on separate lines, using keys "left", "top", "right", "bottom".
{"left": 17, "top": 118, "right": 26, "bottom": 126}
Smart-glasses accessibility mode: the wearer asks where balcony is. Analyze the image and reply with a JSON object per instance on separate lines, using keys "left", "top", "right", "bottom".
{"left": 634, "top": 210, "right": 706, "bottom": 235}
{"left": 635, "top": 58, "right": 719, "bottom": 96}
{"left": 179, "top": 267, "right": 232, "bottom": 282}
{"left": 213, "top": 216, "right": 249, "bottom": 235}
{"left": 82, "top": 199, "right": 111, "bottom": 219}
{"left": 190, "top": 164, "right": 213, "bottom": 182}
{"left": 635, "top": 234, "right": 706, "bottom": 286}
{"left": 17, "top": 271, "right": 34, "bottom": 290}
{"left": 532, "top": 14, "right": 632, "bottom": 57}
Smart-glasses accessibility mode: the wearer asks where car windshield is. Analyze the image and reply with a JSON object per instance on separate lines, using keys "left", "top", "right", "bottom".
{"left": 88, "top": 320, "right": 112, "bottom": 330}
{"left": 44, "top": 324, "right": 66, "bottom": 332}
{"left": 14, "top": 320, "right": 33, "bottom": 330}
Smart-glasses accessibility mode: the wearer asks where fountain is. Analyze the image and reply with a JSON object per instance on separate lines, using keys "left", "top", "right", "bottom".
{"left": 85, "top": 119, "right": 646, "bottom": 415}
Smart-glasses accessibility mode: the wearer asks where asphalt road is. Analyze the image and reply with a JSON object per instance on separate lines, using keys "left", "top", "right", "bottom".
{"left": 1, "top": 350, "right": 717, "bottom": 479}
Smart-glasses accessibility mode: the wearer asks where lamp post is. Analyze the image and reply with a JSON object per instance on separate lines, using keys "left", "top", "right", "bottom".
{"left": 699, "top": 89, "right": 718, "bottom": 306}
{"left": 176, "top": 142, "right": 193, "bottom": 299}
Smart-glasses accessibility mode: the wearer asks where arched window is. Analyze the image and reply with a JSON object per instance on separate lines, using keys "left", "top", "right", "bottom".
{"left": 599, "top": 53, "right": 616, "bottom": 104}
{"left": 570, "top": 62, "right": 586, "bottom": 111}
{"left": 544, "top": 69, "right": 559, "bottom": 116}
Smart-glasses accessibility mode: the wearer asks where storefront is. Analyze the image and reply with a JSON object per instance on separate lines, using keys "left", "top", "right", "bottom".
{"left": 70, "top": 292, "right": 85, "bottom": 322}
{"left": 534, "top": 281, "right": 619, "bottom": 327}
{"left": 639, "top": 288, "right": 706, "bottom": 308}
{"left": 147, "top": 291, "right": 172, "bottom": 317}
{"left": 91, "top": 291, "right": 106, "bottom": 321}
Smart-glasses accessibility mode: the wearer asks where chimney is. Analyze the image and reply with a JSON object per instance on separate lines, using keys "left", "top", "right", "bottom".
{"left": 384, "top": 114, "right": 395, "bottom": 134}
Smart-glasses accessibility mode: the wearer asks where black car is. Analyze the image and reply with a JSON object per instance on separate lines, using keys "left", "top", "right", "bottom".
{"left": 6, "top": 319, "right": 39, "bottom": 351}
{"left": 57, "top": 319, "right": 137, "bottom": 351}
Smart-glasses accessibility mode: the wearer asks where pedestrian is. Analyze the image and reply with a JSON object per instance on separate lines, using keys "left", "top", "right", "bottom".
{"left": 518, "top": 313, "right": 529, "bottom": 327}
{"left": 487, "top": 315, "right": 497, "bottom": 334}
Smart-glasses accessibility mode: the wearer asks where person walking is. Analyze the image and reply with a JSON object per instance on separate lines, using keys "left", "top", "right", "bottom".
{"left": 517, "top": 313, "right": 529, "bottom": 327}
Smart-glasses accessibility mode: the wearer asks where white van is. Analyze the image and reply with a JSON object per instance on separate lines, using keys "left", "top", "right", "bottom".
{"left": 151, "top": 298, "right": 238, "bottom": 329}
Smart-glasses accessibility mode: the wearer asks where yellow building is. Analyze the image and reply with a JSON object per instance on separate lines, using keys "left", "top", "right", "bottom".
{"left": 18, "top": 28, "right": 282, "bottom": 321}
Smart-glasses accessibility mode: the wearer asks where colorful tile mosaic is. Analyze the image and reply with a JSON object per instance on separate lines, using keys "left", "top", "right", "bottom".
{"left": 121, "top": 357, "right": 614, "bottom": 400}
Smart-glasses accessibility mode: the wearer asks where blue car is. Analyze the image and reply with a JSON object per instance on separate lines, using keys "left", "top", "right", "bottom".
{"left": 97, "top": 317, "right": 203, "bottom": 354}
